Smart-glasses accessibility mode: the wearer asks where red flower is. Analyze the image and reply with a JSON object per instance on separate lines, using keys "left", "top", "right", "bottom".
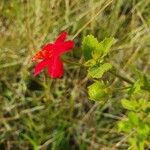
{"left": 32, "top": 32, "right": 74, "bottom": 78}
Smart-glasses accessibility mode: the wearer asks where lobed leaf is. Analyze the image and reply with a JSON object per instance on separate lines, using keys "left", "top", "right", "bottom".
{"left": 128, "top": 112, "right": 139, "bottom": 126}
{"left": 82, "top": 35, "right": 100, "bottom": 61}
{"left": 100, "top": 37, "right": 115, "bottom": 57}
{"left": 121, "top": 99, "right": 136, "bottom": 111}
{"left": 82, "top": 35, "right": 114, "bottom": 61}
{"left": 88, "top": 81, "right": 107, "bottom": 101}
{"left": 88, "top": 63, "right": 112, "bottom": 79}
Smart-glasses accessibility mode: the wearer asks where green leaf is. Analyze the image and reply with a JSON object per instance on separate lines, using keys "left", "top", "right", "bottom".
{"left": 138, "top": 123, "right": 150, "bottom": 139}
{"left": 88, "top": 63, "right": 112, "bottom": 78}
{"left": 128, "top": 138, "right": 138, "bottom": 150}
{"left": 128, "top": 79, "right": 143, "bottom": 95}
{"left": 82, "top": 35, "right": 100, "bottom": 61}
{"left": 128, "top": 112, "right": 139, "bottom": 126}
{"left": 88, "top": 82, "right": 107, "bottom": 101}
{"left": 100, "top": 37, "right": 115, "bottom": 57}
{"left": 121, "top": 99, "right": 136, "bottom": 111}
{"left": 82, "top": 35, "right": 114, "bottom": 61}
{"left": 118, "top": 120, "right": 132, "bottom": 132}
{"left": 84, "top": 59, "right": 96, "bottom": 67}
{"left": 138, "top": 99, "right": 149, "bottom": 111}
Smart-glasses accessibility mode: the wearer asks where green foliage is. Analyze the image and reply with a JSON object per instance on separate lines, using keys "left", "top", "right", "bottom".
{"left": 119, "top": 70, "right": 150, "bottom": 149}
{"left": 121, "top": 99, "right": 150, "bottom": 112}
{"left": 128, "top": 112, "right": 139, "bottom": 126}
{"left": 82, "top": 35, "right": 100, "bottom": 61}
{"left": 92, "top": 37, "right": 115, "bottom": 59}
{"left": 118, "top": 97, "right": 150, "bottom": 150}
{"left": 82, "top": 35, "right": 114, "bottom": 61}
{"left": 88, "top": 81, "right": 108, "bottom": 101}
{"left": 128, "top": 79, "right": 143, "bottom": 94}
{"left": 82, "top": 35, "right": 113, "bottom": 103}
{"left": 121, "top": 99, "right": 137, "bottom": 111}
{"left": 88, "top": 63, "right": 112, "bottom": 79}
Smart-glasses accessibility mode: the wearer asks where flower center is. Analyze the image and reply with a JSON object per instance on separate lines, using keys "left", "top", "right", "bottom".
{"left": 32, "top": 50, "right": 52, "bottom": 61}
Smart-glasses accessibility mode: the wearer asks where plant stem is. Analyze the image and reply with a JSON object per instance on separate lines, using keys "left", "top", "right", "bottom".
{"left": 63, "top": 59, "right": 134, "bottom": 84}
{"left": 62, "top": 59, "right": 83, "bottom": 66}
{"left": 109, "top": 70, "right": 134, "bottom": 84}
{"left": 64, "top": 59, "right": 150, "bottom": 92}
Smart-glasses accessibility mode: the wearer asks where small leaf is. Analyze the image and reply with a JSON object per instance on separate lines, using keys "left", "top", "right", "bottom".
{"left": 138, "top": 99, "right": 148, "bottom": 111}
{"left": 128, "top": 112, "right": 139, "bottom": 126}
{"left": 88, "top": 63, "right": 112, "bottom": 78}
{"left": 138, "top": 123, "right": 149, "bottom": 138}
{"left": 84, "top": 59, "right": 96, "bottom": 67}
{"left": 88, "top": 82, "right": 107, "bottom": 101}
{"left": 100, "top": 37, "right": 115, "bottom": 57}
{"left": 128, "top": 79, "right": 143, "bottom": 95}
{"left": 82, "top": 35, "right": 100, "bottom": 61}
{"left": 121, "top": 99, "right": 136, "bottom": 111}
{"left": 118, "top": 120, "right": 132, "bottom": 132}
{"left": 128, "top": 137, "right": 138, "bottom": 149}
{"left": 82, "top": 35, "right": 114, "bottom": 62}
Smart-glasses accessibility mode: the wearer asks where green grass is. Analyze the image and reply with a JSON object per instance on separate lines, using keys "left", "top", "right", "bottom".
{"left": 0, "top": 0, "right": 150, "bottom": 149}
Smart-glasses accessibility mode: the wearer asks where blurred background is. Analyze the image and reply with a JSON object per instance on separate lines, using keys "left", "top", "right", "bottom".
{"left": 0, "top": 0, "right": 149, "bottom": 149}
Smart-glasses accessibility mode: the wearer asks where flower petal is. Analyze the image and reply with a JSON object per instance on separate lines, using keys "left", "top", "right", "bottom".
{"left": 47, "top": 57, "right": 64, "bottom": 78}
{"left": 34, "top": 59, "right": 49, "bottom": 76}
{"left": 55, "top": 32, "right": 68, "bottom": 44}
{"left": 42, "top": 43, "right": 53, "bottom": 51}
{"left": 53, "top": 41, "right": 74, "bottom": 56}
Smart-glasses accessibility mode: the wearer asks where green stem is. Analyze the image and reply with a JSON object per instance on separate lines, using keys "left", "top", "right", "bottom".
{"left": 62, "top": 59, "right": 83, "bottom": 66}
{"left": 63, "top": 59, "right": 149, "bottom": 91}
{"left": 109, "top": 70, "right": 134, "bottom": 85}
{"left": 63, "top": 59, "right": 134, "bottom": 85}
